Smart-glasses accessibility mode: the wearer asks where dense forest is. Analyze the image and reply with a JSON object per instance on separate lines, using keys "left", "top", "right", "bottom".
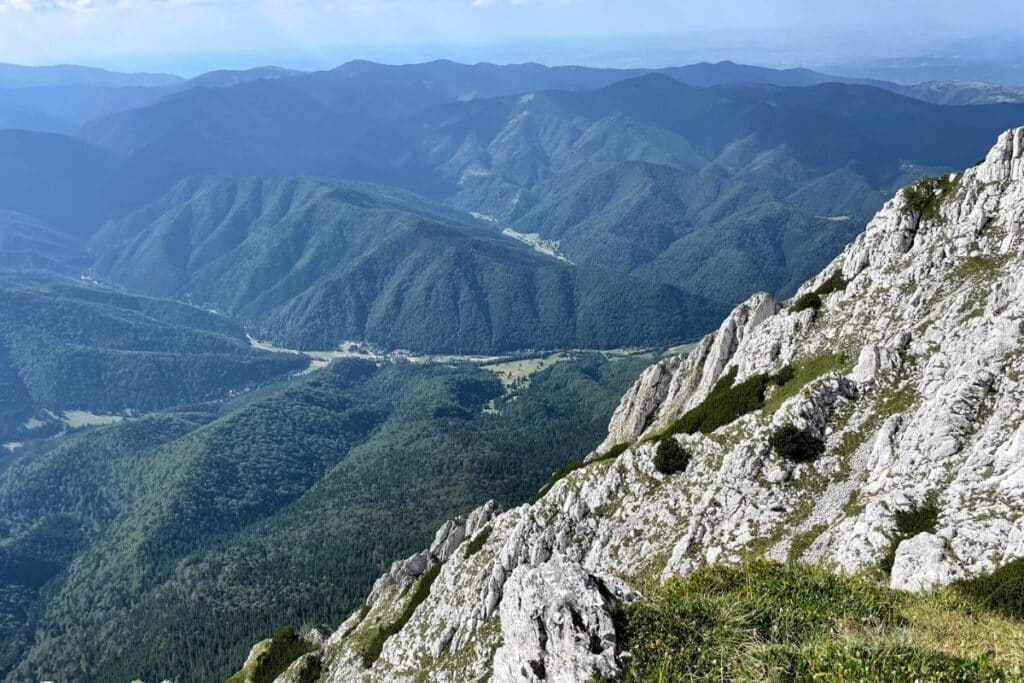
{"left": 0, "top": 353, "right": 651, "bottom": 682}
{"left": 0, "top": 273, "right": 306, "bottom": 440}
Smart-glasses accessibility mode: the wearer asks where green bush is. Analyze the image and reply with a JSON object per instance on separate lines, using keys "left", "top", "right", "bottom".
{"left": 880, "top": 498, "right": 939, "bottom": 574}
{"left": 790, "top": 292, "right": 822, "bottom": 314}
{"left": 901, "top": 174, "right": 960, "bottom": 223}
{"left": 769, "top": 424, "right": 825, "bottom": 463}
{"left": 772, "top": 364, "right": 796, "bottom": 387}
{"left": 814, "top": 271, "right": 848, "bottom": 297}
{"left": 653, "top": 437, "right": 691, "bottom": 475}
{"left": 955, "top": 557, "right": 1024, "bottom": 622}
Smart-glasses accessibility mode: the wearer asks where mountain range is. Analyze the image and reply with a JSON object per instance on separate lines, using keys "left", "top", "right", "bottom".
{"left": 2, "top": 57, "right": 1024, "bottom": 683}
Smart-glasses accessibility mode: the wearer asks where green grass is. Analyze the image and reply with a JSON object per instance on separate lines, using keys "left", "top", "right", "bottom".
{"left": 762, "top": 352, "right": 847, "bottom": 415}
{"left": 651, "top": 366, "right": 792, "bottom": 441}
{"left": 603, "top": 442, "right": 631, "bottom": 459}
{"left": 359, "top": 562, "right": 442, "bottom": 668}
{"left": 225, "top": 627, "right": 315, "bottom": 683}
{"left": 955, "top": 557, "right": 1024, "bottom": 622}
{"left": 788, "top": 523, "right": 828, "bottom": 562}
{"left": 463, "top": 526, "right": 493, "bottom": 560}
{"left": 614, "top": 560, "right": 1024, "bottom": 682}
{"left": 949, "top": 252, "right": 1012, "bottom": 284}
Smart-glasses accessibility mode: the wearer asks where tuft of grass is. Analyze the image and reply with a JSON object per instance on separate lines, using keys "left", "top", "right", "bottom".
{"left": 905, "top": 590, "right": 1024, "bottom": 664}
{"left": 955, "top": 557, "right": 1024, "bottom": 622}
{"left": 615, "top": 559, "right": 1024, "bottom": 683}
{"left": 876, "top": 382, "right": 918, "bottom": 415}
{"left": 359, "top": 562, "right": 442, "bottom": 668}
{"left": 789, "top": 523, "right": 828, "bottom": 562}
{"left": 949, "top": 252, "right": 1012, "bottom": 284}
{"left": 762, "top": 352, "right": 846, "bottom": 415}
{"left": 463, "top": 525, "right": 492, "bottom": 560}
{"left": 602, "top": 442, "right": 631, "bottom": 459}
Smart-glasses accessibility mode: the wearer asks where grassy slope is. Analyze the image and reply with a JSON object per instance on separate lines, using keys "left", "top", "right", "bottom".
{"left": 616, "top": 560, "right": 1024, "bottom": 682}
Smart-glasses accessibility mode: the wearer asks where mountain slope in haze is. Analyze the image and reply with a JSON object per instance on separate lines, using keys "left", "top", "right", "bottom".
{"left": 237, "top": 127, "right": 1024, "bottom": 683}
{"left": 0, "top": 211, "right": 90, "bottom": 275}
{"left": 91, "top": 176, "right": 726, "bottom": 353}
{"left": 75, "top": 59, "right": 1014, "bottom": 160}
{"left": 0, "top": 130, "right": 118, "bottom": 239}
{"left": 0, "top": 273, "right": 306, "bottom": 440}
{"left": 0, "top": 63, "right": 182, "bottom": 89}
{"left": 0, "top": 350, "right": 653, "bottom": 683}
{"left": 0, "top": 84, "right": 180, "bottom": 135}
{"left": 510, "top": 160, "right": 871, "bottom": 303}
{"left": 349, "top": 74, "right": 1024, "bottom": 208}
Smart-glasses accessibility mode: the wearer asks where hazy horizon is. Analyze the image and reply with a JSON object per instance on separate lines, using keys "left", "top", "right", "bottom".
{"left": 1, "top": 0, "right": 1023, "bottom": 83}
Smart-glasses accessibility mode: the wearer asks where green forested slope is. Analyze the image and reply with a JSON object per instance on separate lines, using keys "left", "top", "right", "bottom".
{"left": 511, "top": 161, "right": 868, "bottom": 302}
{"left": 91, "top": 176, "right": 725, "bottom": 352}
{"left": 0, "top": 273, "right": 306, "bottom": 439}
{"left": 0, "top": 353, "right": 651, "bottom": 682}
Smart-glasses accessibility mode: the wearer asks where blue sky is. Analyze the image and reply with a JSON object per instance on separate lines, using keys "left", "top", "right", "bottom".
{"left": 0, "top": 0, "right": 1022, "bottom": 76}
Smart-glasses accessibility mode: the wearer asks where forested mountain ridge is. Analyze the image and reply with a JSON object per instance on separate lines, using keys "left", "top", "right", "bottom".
{"left": 235, "top": 127, "right": 1024, "bottom": 682}
{"left": 89, "top": 176, "right": 727, "bottom": 352}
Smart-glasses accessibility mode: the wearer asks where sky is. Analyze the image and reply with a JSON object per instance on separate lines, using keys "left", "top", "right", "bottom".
{"left": 0, "top": 0, "right": 1023, "bottom": 77}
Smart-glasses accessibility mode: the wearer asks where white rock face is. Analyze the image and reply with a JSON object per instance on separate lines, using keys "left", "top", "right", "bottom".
{"left": 890, "top": 533, "right": 957, "bottom": 592}
{"left": 251, "top": 128, "right": 1024, "bottom": 682}
{"left": 492, "top": 556, "right": 637, "bottom": 683}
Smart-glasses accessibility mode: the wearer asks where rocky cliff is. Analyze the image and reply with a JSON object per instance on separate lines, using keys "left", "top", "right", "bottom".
{"left": 232, "top": 127, "right": 1024, "bottom": 682}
